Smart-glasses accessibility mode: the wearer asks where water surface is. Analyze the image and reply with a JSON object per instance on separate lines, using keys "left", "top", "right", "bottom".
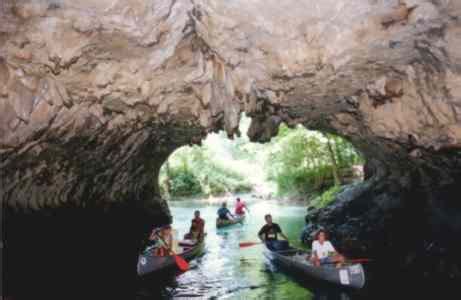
{"left": 138, "top": 198, "right": 356, "bottom": 299}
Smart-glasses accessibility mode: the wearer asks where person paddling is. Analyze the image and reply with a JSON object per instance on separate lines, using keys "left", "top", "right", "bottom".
{"left": 185, "top": 210, "right": 205, "bottom": 241}
{"left": 258, "top": 214, "right": 289, "bottom": 251}
{"left": 309, "top": 229, "right": 345, "bottom": 268}
{"left": 217, "top": 202, "right": 234, "bottom": 221}
{"left": 152, "top": 225, "right": 173, "bottom": 256}
{"left": 234, "top": 197, "right": 249, "bottom": 215}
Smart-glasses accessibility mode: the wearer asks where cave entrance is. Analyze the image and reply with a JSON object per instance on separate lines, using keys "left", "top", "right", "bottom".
{"left": 148, "top": 115, "right": 365, "bottom": 297}
{"left": 158, "top": 115, "right": 364, "bottom": 208}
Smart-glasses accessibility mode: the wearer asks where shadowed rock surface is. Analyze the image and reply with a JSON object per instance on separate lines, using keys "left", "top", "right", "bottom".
{"left": 1, "top": 0, "right": 460, "bottom": 297}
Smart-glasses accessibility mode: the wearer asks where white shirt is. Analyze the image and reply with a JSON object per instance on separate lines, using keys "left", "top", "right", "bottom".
{"left": 312, "top": 240, "right": 336, "bottom": 259}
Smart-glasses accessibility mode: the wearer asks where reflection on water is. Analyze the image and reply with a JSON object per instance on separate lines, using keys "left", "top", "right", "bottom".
{"left": 138, "top": 199, "right": 354, "bottom": 300}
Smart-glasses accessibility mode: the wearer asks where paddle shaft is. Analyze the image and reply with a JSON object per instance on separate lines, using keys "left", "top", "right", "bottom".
{"left": 239, "top": 241, "right": 262, "bottom": 248}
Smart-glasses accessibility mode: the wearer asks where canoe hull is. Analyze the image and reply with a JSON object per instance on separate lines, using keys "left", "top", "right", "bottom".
{"left": 216, "top": 215, "right": 245, "bottom": 228}
{"left": 137, "top": 238, "right": 205, "bottom": 277}
{"left": 264, "top": 246, "right": 366, "bottom": 289}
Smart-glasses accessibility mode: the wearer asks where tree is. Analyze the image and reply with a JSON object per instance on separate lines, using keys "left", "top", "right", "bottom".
{"left": 324, "top": 134, "right": 341, "bottom": 186}
{"left": 265, "top": 124, "right": 362, "bottom": 195}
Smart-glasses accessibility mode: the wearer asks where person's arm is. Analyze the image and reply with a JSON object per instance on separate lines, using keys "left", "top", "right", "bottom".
{"left": 276, "top": 224, "right": 289, "bottom": 240}
{"left": 258, "top": 226, "right": 266, "bottom": 242}
{"left": 227, "top": 208, "right": 235, "bottom": 219}
{"left": 156, "top": 236, "right": 166, "bottom": 248}
{"left": 327, "top": 241, "right": 337, "bottom": 255}
{"left": 168, "top": 234, "right": 173, "bottom": 248}
{"left": 199, "top": 220, "right": 205, "bottom": 236}
{"left": 311, "top": 241, "right": 319, "bottom": 259}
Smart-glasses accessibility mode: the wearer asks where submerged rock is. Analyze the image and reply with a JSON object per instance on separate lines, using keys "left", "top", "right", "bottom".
{"left": 1, "top": 0, "right": 460, "bottom": 296}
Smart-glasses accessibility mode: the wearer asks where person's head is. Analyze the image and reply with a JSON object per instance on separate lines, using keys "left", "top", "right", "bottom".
{"left": 236, "top": 198, "right": 241, "bottom": 202}
{"left": 315, "top": 229, "right": 328, "bottom": 242}
{"left": 194, "top": 210, "right": 200, "bottom": 218}
{"left": 161, "top": 225, "right": 172, "bottom": 235}
{"left": 264, "top": 214, "right": 273, "bottom": 224}
{"left": 222, "top": 202, "right": 227, "bottom": 208}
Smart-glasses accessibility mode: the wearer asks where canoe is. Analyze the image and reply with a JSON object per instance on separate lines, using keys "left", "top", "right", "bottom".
{"left": 263, "top": 244, "right": 366, "bottom": 289}
{"left": 137, "top": 236, "right": 206, "bottom": 277}
{"left": 216, "top": 214, "right": 245, "bottom": 228}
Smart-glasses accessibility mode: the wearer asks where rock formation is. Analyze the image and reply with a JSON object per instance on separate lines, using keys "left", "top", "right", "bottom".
{"left": 1, "top": 0, "right": 460, "bottom": 297}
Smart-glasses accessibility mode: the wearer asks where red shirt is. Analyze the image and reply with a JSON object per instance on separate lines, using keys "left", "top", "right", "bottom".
{"left": 235, "top": 201, "right": 245, "bottom": 215}
{"left": 191, "top": 217, "right": 205, "bottom": 238}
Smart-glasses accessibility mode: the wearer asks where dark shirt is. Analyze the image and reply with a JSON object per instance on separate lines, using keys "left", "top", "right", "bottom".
{"left": 218, "top": 207, "right": 231, "bottom": 219}
{"left": 258, "top": 223, "right": 282, "bottom": 241}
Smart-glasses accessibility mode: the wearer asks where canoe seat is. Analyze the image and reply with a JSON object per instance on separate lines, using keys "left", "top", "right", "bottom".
{"left": 179, "top": 239, "right": 198, "bottom": 251}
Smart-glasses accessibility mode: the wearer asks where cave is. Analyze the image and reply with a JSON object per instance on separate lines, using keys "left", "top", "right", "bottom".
{"left": 1, "top": 0, "right": 461, "bottom": 298}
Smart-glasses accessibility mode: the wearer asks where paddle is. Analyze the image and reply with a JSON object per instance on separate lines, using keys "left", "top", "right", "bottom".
{"left": 239, "top": 241, "right": 261, "bottom": 248}
{"left": 239, "top": 236, "right": 290, "bottom": 248}
{"left": 156, "top": 234, "right": 189, "bottom": 272}
{"left": 173, "top": 253, "right": 189, "bottom": 272}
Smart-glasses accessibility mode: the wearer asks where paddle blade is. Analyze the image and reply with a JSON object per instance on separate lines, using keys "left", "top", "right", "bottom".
{"left": 239, "top": 242, "right": 261, "bottom": 248}
{"left": 175, "top": 255, "right": 189, "bottom": 271}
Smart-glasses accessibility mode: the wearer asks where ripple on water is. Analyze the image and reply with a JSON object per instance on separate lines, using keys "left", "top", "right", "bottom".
{"left": 142, "top": 200, "right": 342, "bottom": 299}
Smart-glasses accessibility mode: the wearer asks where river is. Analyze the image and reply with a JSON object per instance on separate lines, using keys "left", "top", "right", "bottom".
{"left": 137, "top": 198, "right": 364, "bottom": 300}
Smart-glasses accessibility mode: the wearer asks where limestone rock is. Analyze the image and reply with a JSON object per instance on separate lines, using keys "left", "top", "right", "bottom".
{"left": 1, "top": 0, "right": 460, "bottom": 295}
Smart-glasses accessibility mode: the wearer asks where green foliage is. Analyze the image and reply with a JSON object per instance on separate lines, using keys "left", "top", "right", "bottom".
{"left": 167, "top": 167, "right": 202, "bottom": 197}
{"left": 196, "top": 160, "right": 252, "bottom": 195}
{"left": 159, "top": 144, "right": 252, "bottom": 198}
{"left": 158, "top": 115, "right": 362, "bottom": 204}
{"left": 266, "top": 124, "right": 362, "bottom": 196}
{"left": 311, "top": 185, "right": 343, "bottom": 208}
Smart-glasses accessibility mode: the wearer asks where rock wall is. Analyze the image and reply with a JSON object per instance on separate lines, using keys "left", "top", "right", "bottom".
{"left": 0, "top": 0, "right": 243, "bottom": 212}
{"left": 1, "top": 0, "right": 460, "bottom": 297}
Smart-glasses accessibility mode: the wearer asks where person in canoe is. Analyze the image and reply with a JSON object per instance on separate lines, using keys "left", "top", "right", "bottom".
{"left": 149, "top": 225, "right": 174, "bottom": 256}
{"left": 310, "top": 229, "right": 345, "bottom": 267}
{"left": 258, "top": 214, "right": 289, "bottom": 251}
{"left": 234, "top": 197, "right": 249, "bottom": 216}
{"left": 217, "top": 202, "right": 235, "bottom": 221}
{"left": 184, "top": 210, "right": 205, "bottom": 241}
